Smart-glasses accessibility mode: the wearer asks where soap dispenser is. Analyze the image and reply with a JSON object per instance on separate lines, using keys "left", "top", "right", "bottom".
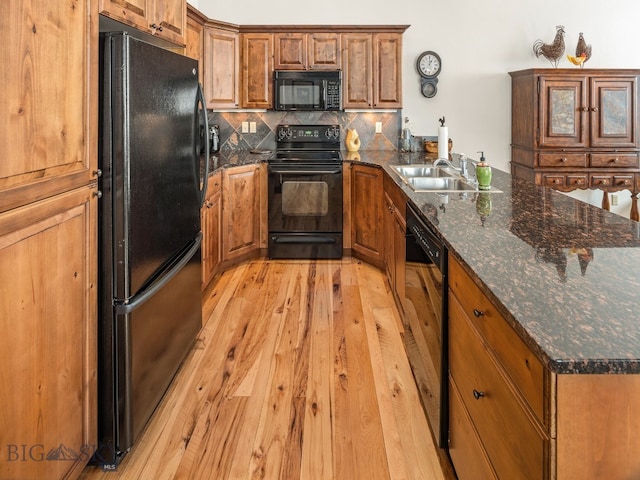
{"left": 475, "top": 151, "right": 492, "bottom": 190}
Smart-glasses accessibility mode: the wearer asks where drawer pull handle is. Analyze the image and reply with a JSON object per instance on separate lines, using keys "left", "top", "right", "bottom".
{"left": 553, "top": 178, "right": 561, "bottom": 184}
{"left": 613, "top": 158, "right": 619, "bottom": 164}
{"left": 473, "top": 389, "right": 485, "bottom": 400}
{"left": 561, "top": 157, "right": 568, "bottom": 163}
{"left": 473, "top": 308, "right": 485, "bottom": 318}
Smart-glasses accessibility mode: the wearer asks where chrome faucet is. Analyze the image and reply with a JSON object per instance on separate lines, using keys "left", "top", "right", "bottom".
{"left": 434, "top": 154, "right": 470, "bottom": 180}
{"left": 433, "top": 157, "right": 456, "bottom": 168}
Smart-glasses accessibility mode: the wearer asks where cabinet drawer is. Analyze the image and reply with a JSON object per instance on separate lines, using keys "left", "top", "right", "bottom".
{"left": 538, "top": 153, "right": 586, "bottom": 168}
{"left": 589, "top": 174, "right": 613, "bottom": 188}
{"left": 590, "top": 153, "right": 639, "bottom": 168}
{"left": 449, "top": 295, "right": 547, "bottom": 479}
{"left": 449, "top": 377, "right": 498, "bottom": 480}
{"left": 448, "top": 256, "right": 546, "bottom": 426}
{"left": 541, "top": 174, "right": 587, "bottom": 188}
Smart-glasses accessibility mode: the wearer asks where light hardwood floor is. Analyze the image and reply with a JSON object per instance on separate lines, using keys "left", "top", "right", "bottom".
{"left": 80, "top": 258, "right": 452, "bottom": 480}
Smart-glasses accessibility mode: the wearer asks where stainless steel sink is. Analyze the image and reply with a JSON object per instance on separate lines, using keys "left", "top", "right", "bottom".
{"left": 408, "top": 177, "right": 477, "bottom": 192}
{"left": 391, "top": 163, "right": 502, "bottom": 193}
{"left": 393, "top": 165, "right": 453, "bottom": 178}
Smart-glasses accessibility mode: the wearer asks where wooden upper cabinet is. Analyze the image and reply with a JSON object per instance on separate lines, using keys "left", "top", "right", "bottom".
{"left": 342, "top": 32, "right": 402, "bottom": 109}
{"left": 204, "top": 26, "right": 240, "bottom": 109}
{"left": 274, "top": 33, "right": 307, "bottom": 69}
{"left": 538, "top": 76, "right": 588, "bottom": 148}
{"left": 1, "top": 0, "right": 98, "bottom": 213}
{"left": 274, "top": 32, "right": 341, "bottom": 70}
{"left": 373, "top": 33, "right": 402, "bottom": 108}
{"left": 308, "top": 33, "right": 341, "bottom": 70}
{"left": 99, "top": 0, "right": 186, "bottom": 46}
{"left": 241, "top": 33, "right": 273, "bottom": 109}
{"left": 152, "top": 0, "right": 186, "bottom": 45}
{"left": 186, "top": 5, "right": 207, "bottom": 85}
{"left": 342, "top": 33, "right": 373, "bottom": 108}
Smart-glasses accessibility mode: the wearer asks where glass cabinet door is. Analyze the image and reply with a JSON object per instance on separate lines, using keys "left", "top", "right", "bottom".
{"left": 590, "top": 77, "right": 637, "bottom": 148}
{"left": 539, "top": 77, "right": 587, "bottom": 148}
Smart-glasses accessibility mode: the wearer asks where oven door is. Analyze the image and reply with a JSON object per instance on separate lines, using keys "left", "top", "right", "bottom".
{"left": 268, "top": 163, "right": 343, "bottom": 258}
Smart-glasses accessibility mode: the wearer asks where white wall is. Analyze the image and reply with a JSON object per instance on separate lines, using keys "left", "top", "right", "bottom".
{"left": 191, "top": 0, "right": 640, "bottom": 216}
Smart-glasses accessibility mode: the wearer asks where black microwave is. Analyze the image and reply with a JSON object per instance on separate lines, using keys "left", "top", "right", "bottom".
{"left": 273, "top": 70, "right": 342, "bottom": 111}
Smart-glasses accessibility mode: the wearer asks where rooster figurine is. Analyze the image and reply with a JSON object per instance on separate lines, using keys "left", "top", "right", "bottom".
{"left": 575, "top": 32, "right": 592, "bottom": 63}
{"left": 533, "top": 25, "right": 565, "bottom": 68}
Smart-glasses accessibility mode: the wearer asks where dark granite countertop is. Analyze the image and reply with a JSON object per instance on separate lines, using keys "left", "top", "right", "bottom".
{"left": 209, "top": 149, "right": 640, "bottom": 374}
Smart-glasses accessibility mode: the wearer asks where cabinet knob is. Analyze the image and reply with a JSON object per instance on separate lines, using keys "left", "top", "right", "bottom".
{"left": 561, "top": 157, "right": 568, "bottom": 163}
{"left": 553, "top": 178, "right": 561, "bottom": 184}
{"left": 150, "top": 23, "right": 158, "bottom": 29}
{"left": 473, "top": 308, "right": 485, "bottom": 318}
{"left": 602, "top": 179, "right": 609, "bottom": 185}
{"left": 576, "top": 179, "right": 584, "bottom": 185}
{"left": 93, "top": 190, "right": 102, "bottom": 199}
{"left": 473, "top": 389, "right": 485, "bottom": 400}
{"left": 581, "top": 106, "right": 589, "bottom": 112}
{"left": 624, "top": 179, "right": 631, "bottom": 185}
{"left": 613, "top": 158, "right": 619, "bottom": 164}
{"left": 93, "top": 169, "right": 102, "bottom": 177}
{"left": 591, "top": 107, "right": 599, "bottom": 112}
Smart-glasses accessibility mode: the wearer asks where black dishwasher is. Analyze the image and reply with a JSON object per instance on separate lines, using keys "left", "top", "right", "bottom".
{"left": 403, "top": 203, "right": 449, "bottom": 448}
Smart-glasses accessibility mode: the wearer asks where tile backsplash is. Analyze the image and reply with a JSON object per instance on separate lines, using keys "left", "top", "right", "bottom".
{"left": 207, "top": 110, "right": 402, "bottom": 154}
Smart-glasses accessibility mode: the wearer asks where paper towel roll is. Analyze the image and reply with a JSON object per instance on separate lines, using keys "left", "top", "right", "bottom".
{"left": 438, "top": 126, "right": 448, "bottom": 160}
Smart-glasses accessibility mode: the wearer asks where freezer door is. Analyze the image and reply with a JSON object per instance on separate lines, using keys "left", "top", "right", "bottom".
{"left": 105, "top": 33, "right": 202, "bottom": 299}
{"left": 117, "top": 240, "right": 202, "bottom": 454}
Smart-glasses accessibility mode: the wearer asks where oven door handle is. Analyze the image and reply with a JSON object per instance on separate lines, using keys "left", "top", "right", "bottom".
{"left": 269, "top": 168, "right": 342, "bottom": 175}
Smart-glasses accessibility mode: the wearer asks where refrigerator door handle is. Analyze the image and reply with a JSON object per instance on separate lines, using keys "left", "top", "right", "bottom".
{"left": 115, "top": 233, "right": 202, "bottom": 315}
{"left": 197, "top": 83, "right": 210, "bottom": 207}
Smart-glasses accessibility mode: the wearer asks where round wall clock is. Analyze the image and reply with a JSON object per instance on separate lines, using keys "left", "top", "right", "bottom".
{"left": 417, "top": 50, "right": 442, "bottom": 78}
{"left": 416, "top": 51, "right": 441, "bottom": 98}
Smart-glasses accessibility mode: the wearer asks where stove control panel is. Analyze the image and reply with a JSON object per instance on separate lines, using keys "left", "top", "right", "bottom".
{"left": 276, "top": 124, "right": 341, "bottom": 143}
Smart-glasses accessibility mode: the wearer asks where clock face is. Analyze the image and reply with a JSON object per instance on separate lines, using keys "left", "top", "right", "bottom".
{"left": 417, "top": 51, "right": 441, "bottom": 78}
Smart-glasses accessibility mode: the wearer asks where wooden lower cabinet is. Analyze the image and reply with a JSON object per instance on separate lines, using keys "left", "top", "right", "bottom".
{"left": 351, "top": 164, "right": 384, "bottom": 268}
{"left": 447, "top": 252, "right": 640, "bottom": 479}
{"left": 383, "top": 174, "right": 406, "bottom": 316}
{"left": 201, "top": 171, "right": 222, "bottom": 290}
{"left": 0, "top": 185, "right": 97, "bottom": 480}
{"left": 222, "top": 164, "right": 262, "bottom": 262}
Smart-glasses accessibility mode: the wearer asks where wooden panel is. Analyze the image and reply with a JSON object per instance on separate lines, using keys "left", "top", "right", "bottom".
{"left": 1, "top": 0, "right": 98, "bottom": 212}
{"left": 449, "top": 294, "right": 547, "bottom": 480}
{"left": 204, "top": 27, "right": 239, "bottom": 109}
{"left": 153, "top": 0, "right": 186, "bottom": 45}
{"left": 241, "top": 33, "right": 273, "bottom": 109}
{"left": 590, "top": 77, "right": 637, "bottom": 148}
{"left": 373, "top": 33, "right": 402, "bottom": 108}
{"left": 342, "top": 33, "right": 373, "bottom": 109}
{"left": 222, "top": 164, "right": 260, "bottom": 261}
{"left": 99, "top": 0, "right": 151, "bottom": 31}
{"left": 201, "top": 172, "right": 222, "bottom": 290}
{"left": 0, "top": 186, "right": 97, "bottom": 480}
{"left": 448, "top": 377, "right": 498, "bottom": 480}
{"left": 590, "top": 152, "right": 639, "bottom": 168}
{"left": 538, "top": 76, "right": 587, "bottom": 148}
{"left": 556, "top": 374, "right": 640, "bottom": 479}
{"left": 448, "top": 256, "right": 546, "bottom": 426}
{"left": 538, "top": 153, "right": 587, "bottom": 168}
{"left": 274, "top": 32, "right": 307, "bottom": 70}
{"left": 351, "top": 164, "right": 384, "bottom": 266}
{"left": 308, "top": 33, "right": 341, "bottom": 70}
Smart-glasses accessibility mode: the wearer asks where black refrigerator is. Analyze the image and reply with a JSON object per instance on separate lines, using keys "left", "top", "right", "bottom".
{"left": 95, "top": 32, "right": 208, "bottom": 469}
